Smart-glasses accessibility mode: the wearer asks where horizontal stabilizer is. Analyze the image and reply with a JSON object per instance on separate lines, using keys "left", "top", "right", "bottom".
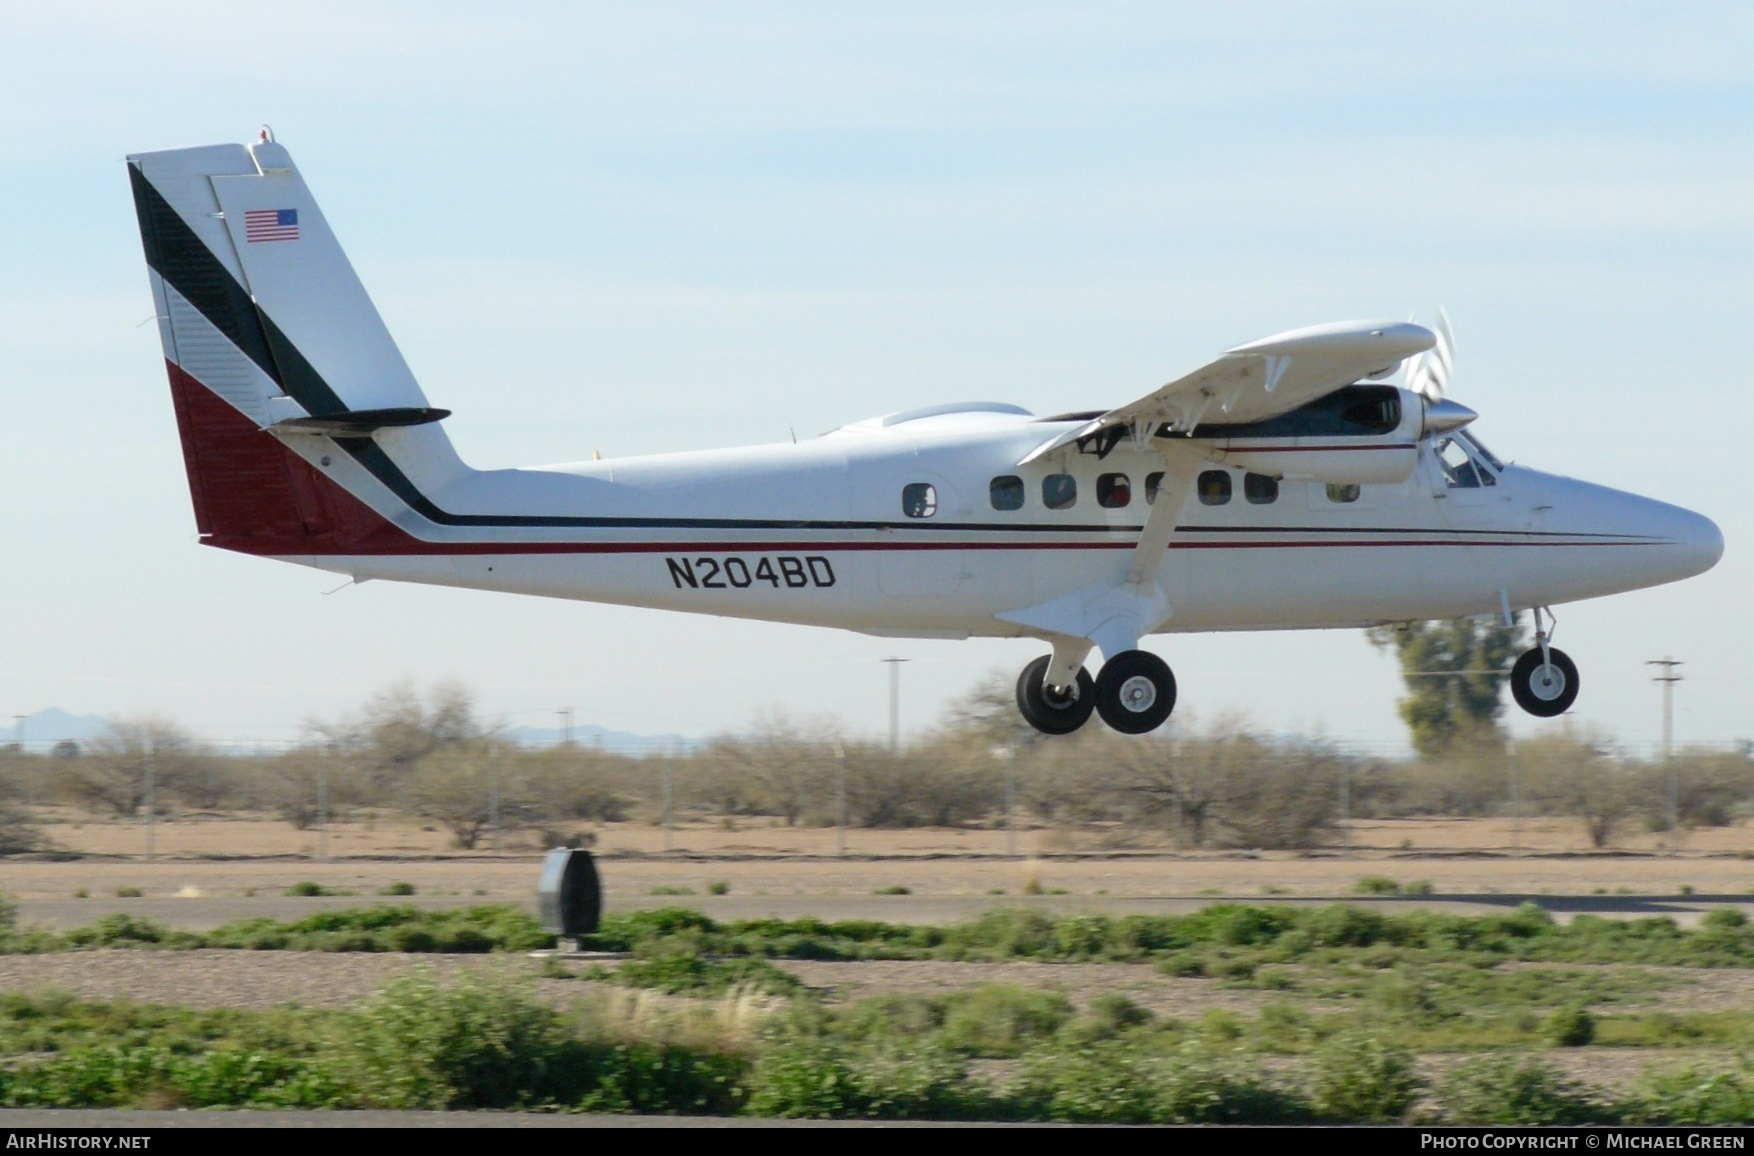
{"left": 272, "top": 407, "right": 451, "bottom": 435}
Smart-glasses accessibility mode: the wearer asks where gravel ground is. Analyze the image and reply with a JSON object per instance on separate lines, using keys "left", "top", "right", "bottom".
{"left": 0, "top": 950, "right": 1742, "bottom": 1020}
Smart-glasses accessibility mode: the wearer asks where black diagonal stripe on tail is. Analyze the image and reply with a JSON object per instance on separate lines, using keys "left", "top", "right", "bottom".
{"left": 127, "top": 162, "right": 347, "bottom": 417}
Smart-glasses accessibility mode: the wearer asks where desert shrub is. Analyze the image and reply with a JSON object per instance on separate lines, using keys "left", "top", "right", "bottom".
{"left": 202, "top": 905, "right": 549, "bottom": 954}
{"left": 329, "top": 973, "right": 571, "bottom": 1108}
{"left": 936, "top": 986, "right": 1073, "bottom": 1057}
{"left": 1015, "top": 1039, "right": 1305, "bottom": 1124}
{"left": 1626, "top": 1064, "right": 1754, "bottom": 1125}
{"left": 1354, "top": 875, "right": 1401, "bottom": 896}
{"left": 1543, "top": 1004, "right": 1595, "bottom": 1047}
{"left": 61, "top": 915, "right": 201, "bottom": 951}
{"left": 1437, "top": 1053, "right": 1615, "bottom": 1124}
{"left": 610, "top": 940, "right": 802, "bottom": 997}
{"left": 1306, "top": 1033, "right": 1422, "bottom": 1122}
{"left": 742, "top": 1038, "right": 969, "bottom": 1119}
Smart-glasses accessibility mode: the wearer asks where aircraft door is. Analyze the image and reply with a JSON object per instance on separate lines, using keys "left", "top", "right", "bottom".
{"left": 1424, "top": 435, "right": 1512, "bottom": 608}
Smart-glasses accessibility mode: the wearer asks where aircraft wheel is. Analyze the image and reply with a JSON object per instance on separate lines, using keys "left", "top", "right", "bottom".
{"left": 1094, "top": 650, "right": 1177, "bottom": 734}
{"left": 1510, "top": 646, "right": 1579, "bottom": 717}
{"left": 1016, "top": 656, "right": 1096, "bottom": 735}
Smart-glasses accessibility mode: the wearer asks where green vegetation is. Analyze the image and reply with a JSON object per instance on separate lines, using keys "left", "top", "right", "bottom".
{"left": 14, "top": 900, "right": 1754, "bottom": 977}
{"left": 0, "top": 895, "right": 1751, "bottom": 1119}
{"left": 285, "top": 881, "right": 332, "bottom": 897}
{"left": 0, "top": 977, "right": 1746, "bottom": 1121}
{"left": 378, "top": 882, "right": 417, "bottom": 897}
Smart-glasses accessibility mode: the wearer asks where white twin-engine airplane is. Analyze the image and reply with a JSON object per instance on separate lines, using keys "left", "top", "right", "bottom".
{"left": 127, "top": 136, "right": 1723, "bottom": 736}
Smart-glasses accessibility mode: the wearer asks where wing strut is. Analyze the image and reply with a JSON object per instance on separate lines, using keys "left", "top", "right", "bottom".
{"left": 997, "top": 442, "right": 1207, "bottom": 668}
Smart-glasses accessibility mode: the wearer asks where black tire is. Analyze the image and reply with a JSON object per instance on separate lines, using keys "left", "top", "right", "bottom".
{"left": 1016, "top": 656, "right": 1096, "bottom": 735}
{"left": 1094, "top": 650, "right": 1177, "bottom": 734}
{"left": 1510, "top": 646, "right": 1579, "bottom": 717}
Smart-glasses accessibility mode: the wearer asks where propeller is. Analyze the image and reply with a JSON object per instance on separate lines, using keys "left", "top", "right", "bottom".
{"left": 1405, "top": 308, "right": 1455, "bottom": 400}
{"left": 1404, "top": 309, "right": 1477, "bottom": 437}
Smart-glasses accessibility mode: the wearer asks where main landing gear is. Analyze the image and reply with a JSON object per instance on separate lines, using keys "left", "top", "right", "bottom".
{"left": 1016, "top": 650, "right": 1177, "bottom": 736}
{"left": 1509, "top": 606, "right": 1579, "bottom": 718}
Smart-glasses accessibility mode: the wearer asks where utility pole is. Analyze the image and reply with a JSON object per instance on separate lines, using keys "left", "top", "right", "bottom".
{"left": 881, "top": 658, "right": 909, "bottom": 753}
{"left": 662, "top": 743, "right": 675, "bottom": 854}
{"left": 1004, "top": 740, "right": 1018, "bottom": 859}
{"left": 1508, "top": 741, "right": 1521, "bottom": 858}
{"left": 557, "top": 708, "right": 573, "bottom": 745}
{"left": 11, "top": 716, "right": 23, "bottom": 754}
{"left": 1339, "top": 761, "right": 1352, "bottom": 858}
{"left": 1647, "top": 658, "right": 1683, "bottom": 853}
{"left": 317, "top": 760, "right": 329, "bottom": 861}
{"left": 833, "top": 740, "right": 847, "bottom": 857}
{"left": 488, "top": 751, "right": 500, "bottom": 855}
{"left": 144, "top": 746, "right": 156, "bottom": 862}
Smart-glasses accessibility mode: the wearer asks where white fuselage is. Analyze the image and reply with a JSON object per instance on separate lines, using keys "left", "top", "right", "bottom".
{"left": 291, "top": 405, "right": 1723, "bottom": 642}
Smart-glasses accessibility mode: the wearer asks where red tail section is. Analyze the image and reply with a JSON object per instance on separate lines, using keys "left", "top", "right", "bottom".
{"left": 165, "top": 361, "right": 420, "bottom": 555}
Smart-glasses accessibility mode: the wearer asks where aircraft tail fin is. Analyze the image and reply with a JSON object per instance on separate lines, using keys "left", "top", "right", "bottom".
{"left": 127, "top": 136, "right": 463, "bottom": 553}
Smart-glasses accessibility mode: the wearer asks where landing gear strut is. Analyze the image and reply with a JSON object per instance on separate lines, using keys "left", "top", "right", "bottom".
{"left": 1510, "top": 606, "right": 1579, "bottom": 717}
{"left": 1016, "top": 656, "right": 1095, "bottom": 735}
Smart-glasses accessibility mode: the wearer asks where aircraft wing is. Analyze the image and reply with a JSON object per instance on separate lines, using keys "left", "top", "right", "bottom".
{"left": 1019, "top": 319, "right": 1435, "bottom": 465}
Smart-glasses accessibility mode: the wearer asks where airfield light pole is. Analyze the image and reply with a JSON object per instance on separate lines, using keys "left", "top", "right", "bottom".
{"left": 1647, "top": 658, "right": 1684, "bottom": 853}
{"left": 881, "top": 658, "right": 909, "bottom": 753}
{"left": 833, "top": 740, "right": 847, "bottom": 858}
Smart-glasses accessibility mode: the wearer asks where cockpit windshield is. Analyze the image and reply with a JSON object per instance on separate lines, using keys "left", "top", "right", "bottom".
{"left": 1457, "top": 431, "right": 1504, "bottom": 472}
{"left": 1435, "top": 436, "right": 1497, "bottom": 489}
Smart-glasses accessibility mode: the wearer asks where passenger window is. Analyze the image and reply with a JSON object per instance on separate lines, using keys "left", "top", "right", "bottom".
{"left": 1243, "top": 472, "right": 1278, "bottom": 504}
{"left": 1145, "top": 472, "right": 1164, "bottom": 503}
{"left": 901, "top": 482, "right": 938, "bottom": 518}
{"left": 1326, "top": 483, "right": 1361, "bottom": 504}
{"left": 1042, "top": 474, "right": 1077, "bottom": 510}
{"left": 1435, "top": 439, "right": 1482, "bottom": 490}
{"left": 989, "top": 475, "right": 1024, "bottom": 511}
{"left": 1096, "top": 473, "right": 1131, "bottom": 508}
{"left": 1197, "top": 470, "right": 1232, "bottom": 506}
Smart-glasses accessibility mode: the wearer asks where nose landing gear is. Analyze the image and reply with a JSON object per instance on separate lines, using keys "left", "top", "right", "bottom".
{"left": 1510, "top": 606, "right": 1579, "bottom": 717}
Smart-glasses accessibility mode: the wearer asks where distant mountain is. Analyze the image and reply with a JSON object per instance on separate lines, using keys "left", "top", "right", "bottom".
{"left": 12, "top": 708, "right": 109, "bottom": 749}
{"left": 501, "top": 723, "right": 694, "bottom": 756}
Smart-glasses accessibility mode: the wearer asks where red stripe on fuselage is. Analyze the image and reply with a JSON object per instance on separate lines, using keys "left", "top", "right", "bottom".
{"left": 165, "top": 363, "right": 1663, "bottom": 560}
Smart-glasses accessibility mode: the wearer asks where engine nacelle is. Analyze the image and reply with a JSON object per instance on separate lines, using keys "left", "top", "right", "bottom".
{"left": 1192, "top": 384, "right": 1422, "bottom": 485}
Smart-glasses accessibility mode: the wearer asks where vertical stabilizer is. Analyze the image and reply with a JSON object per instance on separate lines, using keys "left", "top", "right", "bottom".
{"left": 127, "top": 136, "right": 465, "bottom": 553}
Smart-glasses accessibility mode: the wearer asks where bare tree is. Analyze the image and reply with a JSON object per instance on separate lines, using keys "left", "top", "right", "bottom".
{"left": 1518, "top": 729, "right": 1646, "bottom": 848}
{"left": 399, "top": 738, "right": 527, "bottom": 849}
{"left": 72, "top": 719, "right": 201, "bottom": 817}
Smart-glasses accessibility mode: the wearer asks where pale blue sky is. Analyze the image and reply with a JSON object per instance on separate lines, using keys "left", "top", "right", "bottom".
{"left": 0, "top": 2, "right": 1748, "bottom": 749}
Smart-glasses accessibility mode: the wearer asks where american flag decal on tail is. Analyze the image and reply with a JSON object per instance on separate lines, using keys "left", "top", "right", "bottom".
{"left": 244, "top": 208, "right": 299, "bottom": 242}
